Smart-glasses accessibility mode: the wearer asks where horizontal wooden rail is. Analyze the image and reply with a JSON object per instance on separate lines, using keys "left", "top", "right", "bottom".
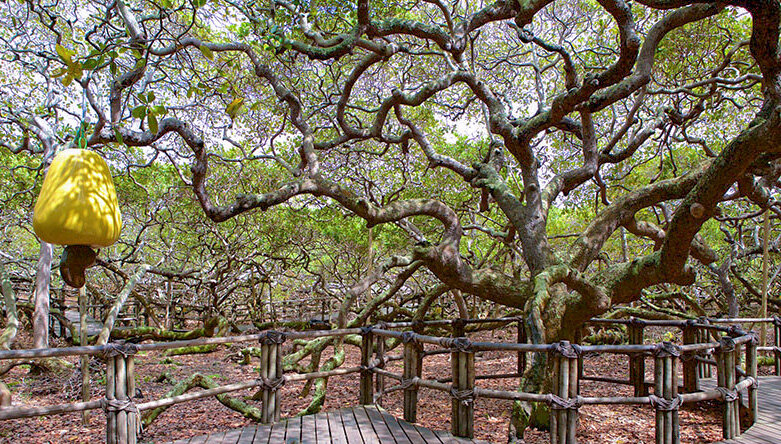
{"left": 0, "top": 314, "right": 775, "bottom": 444}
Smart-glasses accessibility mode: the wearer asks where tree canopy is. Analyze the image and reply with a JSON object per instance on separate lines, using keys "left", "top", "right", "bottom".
{"left": 1, "top": 0, "right": 780, "bottom": 351}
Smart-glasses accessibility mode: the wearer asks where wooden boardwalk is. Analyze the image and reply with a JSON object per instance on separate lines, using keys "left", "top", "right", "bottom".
{"left": 168, "top": 406, "right": 486, "bottom": 444}
{"left": 718, "top": 376, "right": 781, "bottom": 443}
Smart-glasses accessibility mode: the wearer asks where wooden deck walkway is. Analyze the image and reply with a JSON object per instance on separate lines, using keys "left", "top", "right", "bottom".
{"left": 717, "top": 376, "right": 781, "bottom": 443}
{"left": 168, "top": 406, "right": 486, "bottom": 444}
{"left": 166, "top": 378, "right": 781, "bottom": 444}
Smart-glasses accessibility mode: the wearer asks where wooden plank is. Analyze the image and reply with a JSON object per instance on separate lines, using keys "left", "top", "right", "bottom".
{"left": 285, "top": 416, "right": 302, "bottom": 443}
{"left": 202, "top": 431, "right": 226, "bottom": 444}
{"left": 187, "top": 434, "right": 208, "bottom": 444}
{"left": 220, "top": 427, "right": 243, "bottom": 444}
{"left": 300, "top": 414, "right": 317, "bottom": 444}
{"left": 411, "top": 424, "right": 444, "bottom": 444}
{"left": 339, "top": 407, "right": 366, "bottom": 444}
{"left": 236, "top": 426, "right": 257, "bottom": 444}
{"left": 268, "top": 420, "right": 287, "bottom": 444}
{"left": 353, "top": 406, "right": 387, "bottom": 443}
{"left": 314, "top": 411, "right": 331, "bottom": 443}
{"left": 384, "top": 415, "right": 426, "bottom": 444}
{"left": 364, "top": 406, "right": 402, "bottom": 443}
{"left": 327, "top": 411, "right": 349, "bottom": 444}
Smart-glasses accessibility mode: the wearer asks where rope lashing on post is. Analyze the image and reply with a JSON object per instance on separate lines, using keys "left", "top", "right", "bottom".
{"left": 259, "top": 331, "right": 287, "bottom": 345}
{"left": 716, "top": 387, "right": 739, "bottom": 403}
{"left": 727, "top": 325, "right": 748, "bottom": 338}
{"left": 442, "top": 336, "right": 472, "bottom": 353}
{"left": 773, "top": 315, "right": 781, "bottom": 327}
{"left": 450, "top": 388, "right": 476, "bottom": 406}
{"left": 399, "top": 377, "right": 417, "bottom": 391}
{"left": 719, "top": 336, "right": 736, "bottom": 353}
{"left": 101, "top": 398, "right": 138, "bottom": 414}
{"left": 743, "top": 376, "right": 759, "bottom": 389}
{"left": 653, "top": 341, "right": 682, "bottom": 358}
{"left": 257, "top": 375, "right": 287, "bottom": 392}
{"left": 547, "top": 394, "right": 583, "bottom": 410}
{"left": 552, "top": 340, "right": 581, "bottom": 359}
{"left": 648, "top": 394, "right": 683, "bottom": 411}
{"left": 401, "top": 331, "right": 419, "bottom": 344}
{"left": 360, "top": 325, "right": 375, "bottom": 335}
{"left": 100, "top": 342, "right": 138, "bottom": 360}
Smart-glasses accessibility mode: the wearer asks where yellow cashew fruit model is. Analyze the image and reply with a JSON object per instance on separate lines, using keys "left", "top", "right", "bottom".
{"left": 33, "top": 148, "right": 122, "bottom": 288}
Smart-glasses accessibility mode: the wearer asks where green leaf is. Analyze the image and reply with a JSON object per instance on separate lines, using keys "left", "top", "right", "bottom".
{"left": 199, "top": 44, "right": 214, "bottom": 60}
{"left": 62, "top": 74, "right": 74, "bottom": 87}
{"left": 148, "top": 113, "right": 159, "bottom": 134}
{"left": 71, "top": 62, "right": 83, "bottom": 80}
{"left": 152, "top": 105, "right": 167, "bottom": 116}
{"left": 226, "top": 97, "right": 244, "bottom": 119}
{"left": 55, "top": 44, "right": 73, "bottom": 64}
{"left": 114, "top": 127, "right": 124, "bottom": 145}
{"left": 132, "top": 105, "right": 147, "bottom": 119}
{"left": 51, "top": 68, "right": 68, "bottom": 78}
{"left": 136, "top": 93, "right": 148, "bottom": 104}
{"left": 147, "top": 91, "right": 156, "bottom": 103}
{"left": 82, "top": 58, "right": 98, "bottom": 71}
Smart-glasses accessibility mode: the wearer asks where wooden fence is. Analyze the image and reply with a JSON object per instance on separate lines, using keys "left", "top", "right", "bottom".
{"left": 0, "top": 316, "right": 778, "bottom": 444}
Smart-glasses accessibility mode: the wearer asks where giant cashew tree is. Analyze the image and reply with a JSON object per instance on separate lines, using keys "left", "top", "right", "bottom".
{"left": 2, "top": 0, "right": 781, "bottom": 433}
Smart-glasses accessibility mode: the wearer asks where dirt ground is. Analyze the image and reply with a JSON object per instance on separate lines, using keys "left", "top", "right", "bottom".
{"left": 0, "top": 327, "right": 772, "bottom": 444}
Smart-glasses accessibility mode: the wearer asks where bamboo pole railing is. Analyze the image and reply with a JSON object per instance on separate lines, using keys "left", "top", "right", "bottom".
{"left": 0, "top": 316, "right": 775, "bottom": 444}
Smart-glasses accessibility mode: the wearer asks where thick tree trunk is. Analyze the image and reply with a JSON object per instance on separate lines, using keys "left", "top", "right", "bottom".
{"left": 32, "top": 242, "right": 53, "bottom": 349}
{"left": 0, "top": 261, "right": 19, "bottom": 407}
{"left": 0, "top": 261, "right": 19, "bottom": 349}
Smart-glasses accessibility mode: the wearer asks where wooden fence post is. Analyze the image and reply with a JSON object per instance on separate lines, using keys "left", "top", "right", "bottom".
{"left": 550, "top": 341, "right": 580, "bottom": 444}
{"left": 682, "top": 320, "right": 699, "bottom": 393}
{"left": 628, "top": 317, "right": 648, "bottom": 396}
{"left": 746, "top": 332, "right": 759, "bottom": 426}
{"left": 359, "top": 327, "right": 374, "bottom": 405}
{"left": 402, "top": 331, "right": 422, "bottom": 423}
{"left": 774, "top": 315, "right": 781, "bottom": 376}
{"left": 696, "top": 318, "right": 712, "bottom": 379}
{"left": 259, "top": 331, "right": 286, "bottom": 423}
{"left": 716, "top": 335, "right": 740, "bottom": 439}
{"left": 449, "top": 335, "right": 474, "bottom": 438}
{"left": 374, "top": 328, "right": 386, "bottom": 405}
{"left": 103, "top": 343, "right": 138, "bottom": 444}
{"left": 652, "top": 342, "right": 681, "bottom": 444}
{"left": 517, "top": 317, "right": 527, "bottom": 377}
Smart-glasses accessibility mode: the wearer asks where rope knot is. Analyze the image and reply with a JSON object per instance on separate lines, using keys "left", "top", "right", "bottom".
{"left": 446, "top": 337, "right": 472, "bottom": 353}
{"left": 552, "top": 340, "right": 580, "bottom": 359}
{"left": 100, "top": 342, "right": 138, "bottom": 360}
{"left": 548, "top": 394, "right": 583, "bottom": 410}
{"left": 400, "top": 377, "right": 416, "bottom": 391}
{"left": 649, "top": 394, "right": 683, "bottom": 411}
{"left": 450, "top": 388, "right": 475, "bottom": 405}
{"left": 401, "top": 331, "right": 419, "bottom": 344}
{"left": 258, "top": 376, "right": 287, "bottom": 392}
{"left": 259, "top": 331, "right": 287, "bottom": 345}
{"left": 719, "top": 336, "right": 736, "bottom": 353}
{"left": 716, "top": 387, "right": 738, "bottom": 402}
{"left": 360, "top": 325, "right": 375, "bottom": 335}
{"left": 101, "top": 398, "right": 138, "bottom": 414}
{"left": 653, "top": 341, "right": 681, "bottom": 358}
